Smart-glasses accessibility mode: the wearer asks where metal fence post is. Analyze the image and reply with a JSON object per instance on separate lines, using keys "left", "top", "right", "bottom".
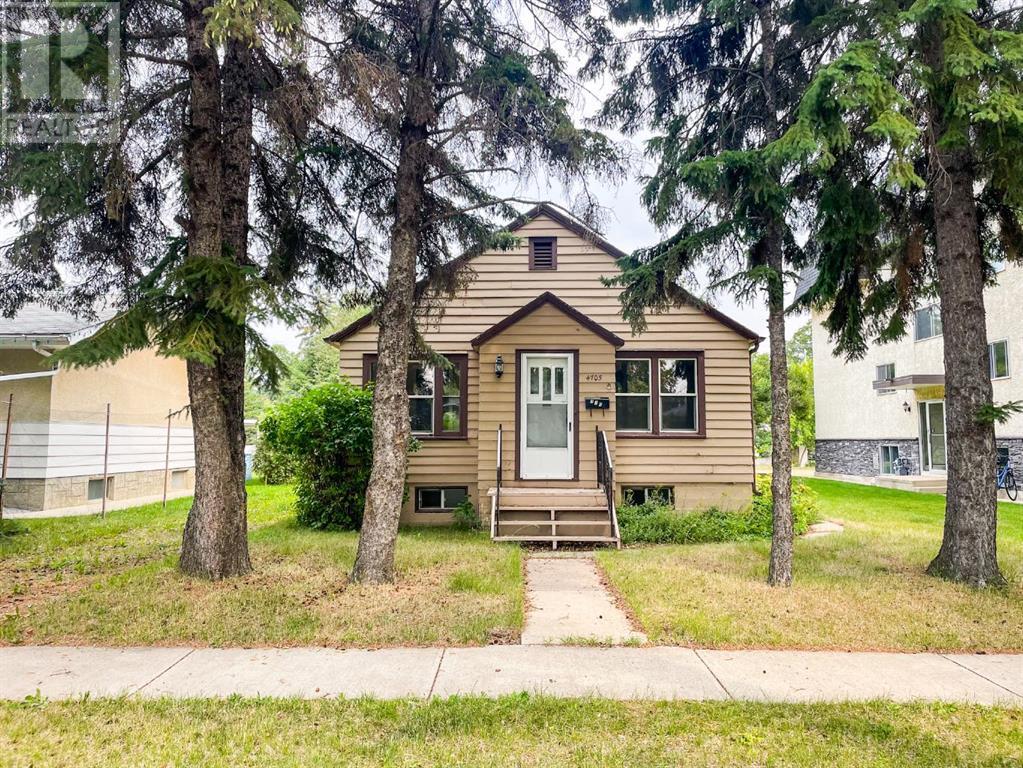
{"left": 0, "top": 394, "right": 12, "bottom": 522}
{"left": 101, "top": 402, "right": 111, "bottom": 518}
{"left": 162, "top": 408, "right": 172, "bottom": 510}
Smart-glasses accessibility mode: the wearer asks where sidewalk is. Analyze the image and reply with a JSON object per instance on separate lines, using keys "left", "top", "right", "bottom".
{"left": 2, "top": 646, "right": 1020, "bottom": 704}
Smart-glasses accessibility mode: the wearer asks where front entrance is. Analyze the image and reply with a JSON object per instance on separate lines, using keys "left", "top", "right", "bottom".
{"left": 519, "top": 352, "right": 574, "bottom": 479}
{"left": 919, "top": 399, "right": 947, "bottom": 472}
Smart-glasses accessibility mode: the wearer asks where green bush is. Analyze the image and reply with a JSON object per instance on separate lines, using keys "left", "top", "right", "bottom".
{"left": 259, "top": 381, "right": 376, "bottom": 530}
{"left": 617, "top": 475, "right": 819, "bottom": 545}
{"left": 251, "top": 433, "right": 297, "bottom": 485}
{"left": 452, "top": 498, "right": 482, "bottom": 531}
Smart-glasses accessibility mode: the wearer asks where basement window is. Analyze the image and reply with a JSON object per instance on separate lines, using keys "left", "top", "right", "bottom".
{"left": 880, "top": 445, "right": 901, "bottom": 475}
{"left": 171, "top": 469, "right": 188, "bottom": 490}
{"left": 622, "top": 486, "right": 674, "bottom": 506}
{"left": 415, "top": 486, "right": 468, "bottom": 512}
{"left": 528, "top": 237, "right": 557, "bottom": 270}
{"left": 87, "top": 477, "right": 113, "bottom": 501}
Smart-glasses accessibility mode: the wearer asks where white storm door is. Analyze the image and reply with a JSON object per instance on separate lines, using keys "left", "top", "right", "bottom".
{"left": 520, "top": 354, "right": 573, "bottom": 479}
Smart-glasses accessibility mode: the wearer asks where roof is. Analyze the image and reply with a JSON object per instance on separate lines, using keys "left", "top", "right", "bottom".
{"left": 0, "top": 303, "right": 114, "bottom": 340}
{"left": 325, "top": 202, "right": 762, "bottom": 345}
{"left": 792, "top": 265, "right": 819, "bottom": 305}
{"left": 470, "top": 292, "right": 626, "bottom": 348}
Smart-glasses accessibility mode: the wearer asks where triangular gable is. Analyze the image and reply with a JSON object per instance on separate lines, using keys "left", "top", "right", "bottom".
{"left": 470, "top": 292, "right": 625, "bottom": 348}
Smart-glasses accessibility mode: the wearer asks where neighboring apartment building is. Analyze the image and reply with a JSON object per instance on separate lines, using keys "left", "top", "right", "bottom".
{"left": 0, "top": 304, "right": 195, "bottom": 512}
{"left": 799, "top": 262, "right": 1023, "bottom": 489}
{"left": 328, "top": 204, "right": 761, "bottom": 546}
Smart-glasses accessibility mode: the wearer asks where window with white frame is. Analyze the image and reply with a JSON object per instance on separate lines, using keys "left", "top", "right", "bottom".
{"left": 415, "top": 486, "right": 468, "bottom": 512}
{"left": 989, "top": 340, "right": 1010, "bottom": 379}
{"left": 875, "top": 362, "right": 896, "bottom": 394}
{"left": 615, "top": 353, "right": 703, "bottom": 435}
{"left": 880, "top": 445, "right": 900, "bottom": 475}
{"left": 623, "top": 485, "right": 674, "bottom": 506}
{"left": 363, "top": 355, "right": 467, "bottom": 437}
{"left": 914, "top": 305, "right": 943, "bottom": 341}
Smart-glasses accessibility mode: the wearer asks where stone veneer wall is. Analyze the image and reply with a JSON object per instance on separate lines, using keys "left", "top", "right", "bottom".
{"left": 2, "top": 468, "right": 195, "bottom": 512}
{"left": 997, "top": 438, "right": 1023, "bottom": 470}
{"left": 815, "top": 439, "right": 922, "bottom": 477}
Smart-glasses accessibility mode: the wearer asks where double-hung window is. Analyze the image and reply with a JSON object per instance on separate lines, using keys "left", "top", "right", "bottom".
{"left": 989, "top": 340, "right": 1010, "bottom": 379}
{"left": 615, "top": 352, "right": 704, "bottom": 436}
{"left": 914, "top": 305, "right": 943, "bottom": 341}
{"left": 363, "top": 354, "right": 468, "bottom": 438}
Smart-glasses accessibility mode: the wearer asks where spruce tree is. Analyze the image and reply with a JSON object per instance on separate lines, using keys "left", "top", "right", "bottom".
{"left": 590, "top": 0, "right": 848, "bottom": 585}
{"left": 779, "top": 0, "right": 1023, "bottom": 586}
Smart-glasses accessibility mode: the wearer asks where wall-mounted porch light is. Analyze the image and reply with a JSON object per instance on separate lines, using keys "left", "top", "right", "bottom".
{"left": 494, "top": 355, "right": 504, "bottom": 378}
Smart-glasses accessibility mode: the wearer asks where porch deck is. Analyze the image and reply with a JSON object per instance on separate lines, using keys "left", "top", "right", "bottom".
{"left": 487, "top": 487, "right": 619, "bottom": 548}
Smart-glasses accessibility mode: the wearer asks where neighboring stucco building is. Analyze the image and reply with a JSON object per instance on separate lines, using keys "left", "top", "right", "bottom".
{"left": 328, "top": 204, "right": 761, "bottom": 546}
{"left": 800, "top": 262, "right": 1023, "bottom": 490}
{"left": 0, "top": 305, "right": 195, "bottom": 512}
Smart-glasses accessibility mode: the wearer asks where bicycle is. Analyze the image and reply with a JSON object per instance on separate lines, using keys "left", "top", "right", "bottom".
{"left": 997, "top": 457, "right": 1018, "bottom": 502}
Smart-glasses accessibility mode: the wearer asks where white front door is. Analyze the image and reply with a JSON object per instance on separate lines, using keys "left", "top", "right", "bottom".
{"left": 520, "top": 353, "right": 574, "bottom": 479}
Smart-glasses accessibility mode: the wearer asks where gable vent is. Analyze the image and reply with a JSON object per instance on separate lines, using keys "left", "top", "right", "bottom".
{"left": 529, "top": 237, "right": 557, "bottom": 270}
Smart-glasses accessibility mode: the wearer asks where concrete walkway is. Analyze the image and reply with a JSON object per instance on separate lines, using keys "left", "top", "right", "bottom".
{"left": 2, "top": 646, "right": 1020, "bottom": 704}
{"left": 521, "top": 554, "right": 647, "bottom": 645}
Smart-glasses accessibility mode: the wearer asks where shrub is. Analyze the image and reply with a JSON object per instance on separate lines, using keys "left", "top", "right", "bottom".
{"left": 251, "top": 433, "right": 297, "bottom": 485}
{"left": 259, "top": 381, "right": 376, "bottom": 530}
{"left": 617, "top": 475, "right": 819, "bottom": 545}
{"left": 452, "top": 498, "right": 482, "bottom": 531}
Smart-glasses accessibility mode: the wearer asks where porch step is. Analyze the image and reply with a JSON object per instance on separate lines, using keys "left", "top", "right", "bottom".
{"left": 488, "top": 485, "right": 618, "bottom": 548}
{"left": 493, "top": 535, "right": 619, "bottom": 543}
{"left": 493, "top": 505, "right": 608, "bottom": 513}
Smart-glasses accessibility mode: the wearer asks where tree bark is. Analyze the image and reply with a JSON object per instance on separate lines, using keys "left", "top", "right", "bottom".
{"left": 351, "top": 72, "right": 433, "bottom": 584}
{"left": 922, "top": 21, "right": 1004, "bottom": 587}
{"left": 757, "top": 0, "right": 794, "bottom": 587}
{"left": 178, "top": 1, "right": 252, "bottom": 579}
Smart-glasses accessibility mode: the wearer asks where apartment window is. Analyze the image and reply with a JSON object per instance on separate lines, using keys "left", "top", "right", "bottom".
{"left": 880, "top": 445, "right": 900, "bottom": 475}
{"left": 415, "top": 486, "right": 468, "bottom": 512}
{"left": 914, "top": 305, "right": 943, "bottom": 341}
{"left": 528, "top": 237, "right": 557, "bottom": 270}
{"left": 363, "top": 354, "right": 468, "bottom": 437}
{"left": 989, "top": 340, "right": 1010, "bottom": 379}
{"left": 875, "top": 362, "right": 896, "bottom": 395}
{"left": 997, "top": 446, "right": 1010, "bottom": 468}
{"left": 623, "top": 485, "right": 674, "bottom": 506}
{"left": 615, "top": 352, "right": 704, "bottom": 436}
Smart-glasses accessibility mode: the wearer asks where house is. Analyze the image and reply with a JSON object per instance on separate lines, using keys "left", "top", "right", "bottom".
{"left": 797, "top": 262, "right": 1023, "bottom": 492}
{"left": 0, "top": 304, "right": 195, "bottom": 513}
{"left": 327, "top": 204, "right": 761, "bottom": 545}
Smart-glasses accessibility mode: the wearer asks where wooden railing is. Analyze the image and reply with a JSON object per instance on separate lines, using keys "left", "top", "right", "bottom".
{"left": 595, "top": 427, "right": 621, "bottom": 547}
{"left": 492, "top": 423, "right": 503, "bottom": 539}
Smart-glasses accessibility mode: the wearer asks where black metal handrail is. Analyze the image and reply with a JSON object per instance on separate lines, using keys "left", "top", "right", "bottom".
{"left": 493, "top": 423, "right": 503, "bottom": 538}
{"left": 595, "top": 427, "right": 620, "bottom": 545}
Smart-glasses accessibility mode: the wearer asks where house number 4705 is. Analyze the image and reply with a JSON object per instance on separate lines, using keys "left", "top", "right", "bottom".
{"left": 584, "top": 374, "right": 604, "bottom": 382}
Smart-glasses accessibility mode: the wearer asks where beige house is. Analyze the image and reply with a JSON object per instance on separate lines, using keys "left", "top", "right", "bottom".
{"left": 799, "top": 261, "right": 1023, "bottom": 493}
{"left": 0, "top": 305, "right": 195, "bottom": 513}
{"left": 328, "top": 204, "right": 760, "bottom": 545}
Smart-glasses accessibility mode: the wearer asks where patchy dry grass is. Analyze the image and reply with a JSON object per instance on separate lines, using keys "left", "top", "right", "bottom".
{"left": 0, "top": 484, "right": 522, "bottom": 647}
{"left": 597, "top": 479, "right": 1023, "bottom": 652}
{"left": 2, "top": 696, "right": 1021, "bottom": 767}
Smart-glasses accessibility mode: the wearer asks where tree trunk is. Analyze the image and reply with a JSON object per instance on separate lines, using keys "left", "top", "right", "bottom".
{"left": 757, "top": 0, "right": 794, "bottom": 587}
{"left": 922, "top": 22, "right": 1004, "bottom": 587}
{"left": 178, "top": 0, "right": 252, "bottom": 579}
{"left": 351, "top": 76, "right": 432, "bottom": 584}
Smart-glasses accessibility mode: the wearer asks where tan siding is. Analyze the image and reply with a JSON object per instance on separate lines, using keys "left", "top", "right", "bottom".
{"left": 337, "top": 214, "right": 755, "bottom": 514}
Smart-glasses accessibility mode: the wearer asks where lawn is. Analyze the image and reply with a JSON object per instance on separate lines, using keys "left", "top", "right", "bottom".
{"left": 2, "top": 696, "right": 1020, "bottom": 767}
{"left": 597, "top": 478, "right": 1023, "bottom": 652}
{"left": 0, "top": 483, "right": 522, "bottom": 646}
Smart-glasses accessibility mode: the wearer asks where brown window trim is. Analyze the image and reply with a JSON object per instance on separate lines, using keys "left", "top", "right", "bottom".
{"left": 362, "top": 353, "right": 469, "bottom": 439}
{"left": 414, "top": 485, "right": 470, "bottom": 513}
{"left": 614, "top": 350, "right": 706, "bottom": 439}
{"left": 528, "top": 236, "right": 557, "bottom": 271}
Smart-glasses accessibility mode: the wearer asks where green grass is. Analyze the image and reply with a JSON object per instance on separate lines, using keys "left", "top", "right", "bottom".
{"left": 0, "top": 483, "right": 522, "bottom": 646}
{"left": 597, "top": 478, "right": 1023, "bottom": 652}
{"left": 2, "top": 696, "right": 1020, "bottom": 767}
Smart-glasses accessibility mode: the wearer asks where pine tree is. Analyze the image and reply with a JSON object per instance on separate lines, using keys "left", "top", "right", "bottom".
{"left": 778, "top": 0, "right": 1023, "bottom": 586}
{"left": 0, "top": 0, "right": 376, "bottom": 578}
{"left": 590, "top": 0, "right": 848, "bottom": 585}
{"left": 302, "top": 0, "right": 618, "bottom": 583}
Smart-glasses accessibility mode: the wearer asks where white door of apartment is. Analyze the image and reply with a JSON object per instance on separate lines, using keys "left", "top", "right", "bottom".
{"left": 919, "top": 400, "right": 947, "bottom": 472}
{"left": 519, "top": 353, "right": 574, "bottom": 480}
